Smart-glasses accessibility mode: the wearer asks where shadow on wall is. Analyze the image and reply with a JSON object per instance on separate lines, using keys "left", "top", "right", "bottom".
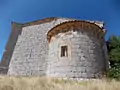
{"left": 0, "top": 22, "right": 22, "bottom": 74}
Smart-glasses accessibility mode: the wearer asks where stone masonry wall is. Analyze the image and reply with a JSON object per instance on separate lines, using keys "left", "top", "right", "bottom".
{"left": 7, "top": 18, "right": 74, "bottom": 76}
{"left": 47, "top": 29, "right": 107, "bottom": 79}
{"left": 0, "top": 22, "right": 22, "bottom": 74}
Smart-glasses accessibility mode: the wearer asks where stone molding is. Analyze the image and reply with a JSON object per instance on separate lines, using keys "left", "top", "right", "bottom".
{"left": 47, "top": 20, "right": 106, "bottom": 42}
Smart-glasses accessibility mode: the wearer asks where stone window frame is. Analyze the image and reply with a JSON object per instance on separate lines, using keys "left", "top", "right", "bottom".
{"left": 61, "top": 45, "right": 68, "bottom": 57}
{"left": 58, "top": 41, "right": 71, "bottom": 60}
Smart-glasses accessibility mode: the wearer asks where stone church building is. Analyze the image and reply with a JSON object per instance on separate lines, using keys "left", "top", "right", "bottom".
{"left": 0, "top": 17, "right": 108, "bottom": 79}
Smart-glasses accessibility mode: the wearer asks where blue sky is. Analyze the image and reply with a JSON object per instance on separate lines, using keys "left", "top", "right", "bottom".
{"left": 0, "top": 0, "right": 120, "bottom": 60}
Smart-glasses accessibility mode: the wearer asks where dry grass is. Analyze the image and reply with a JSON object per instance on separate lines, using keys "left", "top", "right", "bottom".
{"left": 0, "top": 76, "right": 120, "bottom": 90}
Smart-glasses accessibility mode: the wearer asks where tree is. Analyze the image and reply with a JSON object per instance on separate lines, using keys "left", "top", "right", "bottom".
{"left": 108, "top": 35, "right": 120, "bottom": 62}
{"left": 107, "top": 35, "right": 120, "bottom": 79}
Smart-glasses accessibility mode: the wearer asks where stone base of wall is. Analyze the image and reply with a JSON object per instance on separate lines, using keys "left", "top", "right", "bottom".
{"left": 0, "top": 66, "right": 8, "bottom": 74}
{"left": 45, "top": 76, "right": 107, "bottom": 82}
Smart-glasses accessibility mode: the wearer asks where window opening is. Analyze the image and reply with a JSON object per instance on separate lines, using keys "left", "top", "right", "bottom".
{"left": 61, "top": 46, "right": 68, "bottom": 57}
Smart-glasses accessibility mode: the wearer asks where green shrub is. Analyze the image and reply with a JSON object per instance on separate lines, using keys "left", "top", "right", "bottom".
{"left": 107, "top": 35, "right": 120, "bottom": 79}
{"left": 107, "top": 63, "right": 120, "bottom": 80}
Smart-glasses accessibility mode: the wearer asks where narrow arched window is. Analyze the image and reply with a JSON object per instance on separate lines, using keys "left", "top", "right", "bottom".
{"left": 61, "top": 46, "right": 68, "bottom": 57}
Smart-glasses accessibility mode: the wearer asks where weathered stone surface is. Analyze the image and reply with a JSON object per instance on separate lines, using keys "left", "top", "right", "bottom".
{"left": 0, "top": 22, "right": 22, "bottom": 74}
{"left": 47, "top": 28, "right": 108, "bottom": 78}
{"left": 0, "top": 17, "right": 108, "bottom": 79}
{"left": 7, "top": 18, "right": 73, "bottom": 76}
